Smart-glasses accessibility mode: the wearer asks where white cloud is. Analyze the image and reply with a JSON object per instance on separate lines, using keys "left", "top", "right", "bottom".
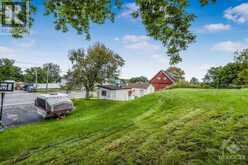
{"left": 224, "top": 3, "right": 248, "bottom": 23}
{"left": 125, "top": 41, "right": 159, "bottom": 50}
{"left": 122, "top": 35, "right": 149, "bottom": 43}
{"left": 114, "top": 37, "right": 120, "bottom": 41}
{"left": 18, "top": 39, "right": 35, "bottom": 48}
{"left": 211, "top": 40, "right": 247, "bottom": 53}
{"left": 14, "top": 39, "right": 35, "bottom": 48}
{"left": 178, "top": 63, "right": 219, "bottom": 81}
{"left": 0, "top": 46, "right": 15, "bottom": 55}
{"left": 120, "top": 3, "right": 139, "bottom": 18}
{"left": 121, "top": 34, "right": 159, "bottom": 51}
{"left": 151, "top": 54, "right": 169, "bottom": 65}
{"left": 202, "top": 23, "right": 231, "bottom": 32}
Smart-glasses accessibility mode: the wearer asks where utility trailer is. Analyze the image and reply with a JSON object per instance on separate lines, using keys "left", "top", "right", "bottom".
{"left": 35, "top": 93, "right": 74, "bottom": 119}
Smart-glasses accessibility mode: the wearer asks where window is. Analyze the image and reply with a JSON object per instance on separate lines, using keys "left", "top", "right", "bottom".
{"left": 163, "top": 77, "right": 167, "bottom": 80}
{"left": 128, "top": 90, "right": 132, "bottom": 96}
{"left": 156, "top": 77, "right": 161, "bottom": 80}
{"left": 101, "top": 90, "right": 107, "bottom": 96}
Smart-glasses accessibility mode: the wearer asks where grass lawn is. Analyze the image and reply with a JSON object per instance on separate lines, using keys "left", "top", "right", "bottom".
{"left": 0, "top": 89, "right": 248, "bottom": 164}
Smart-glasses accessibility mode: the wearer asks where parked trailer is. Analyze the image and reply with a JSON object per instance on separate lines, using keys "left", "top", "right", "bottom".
{"left": 35, "top": 93, "right": 74, "bottom": 118}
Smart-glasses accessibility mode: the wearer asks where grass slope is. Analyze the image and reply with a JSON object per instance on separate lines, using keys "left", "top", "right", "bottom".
{"left": 0, "top": 89, "right": 248, "bottom": 165}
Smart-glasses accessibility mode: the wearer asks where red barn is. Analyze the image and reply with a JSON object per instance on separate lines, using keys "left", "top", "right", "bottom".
{"left": 150, "top": 70, "right": 176, "bottom": 91}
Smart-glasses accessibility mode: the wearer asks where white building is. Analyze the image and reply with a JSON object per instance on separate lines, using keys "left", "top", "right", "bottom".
{"left": 98, "top": 83, "right": 154, "bottom": 101}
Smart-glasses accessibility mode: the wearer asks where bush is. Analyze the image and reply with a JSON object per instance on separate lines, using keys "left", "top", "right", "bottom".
{"left": 167, "top": 81, "right": 211, "bottom": 89}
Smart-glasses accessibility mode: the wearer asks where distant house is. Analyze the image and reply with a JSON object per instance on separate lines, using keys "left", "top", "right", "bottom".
{"left": 150, "top": 70, "right": 176, "bottom": 91}
{"left": 126, "top": 83, "right": 154, "bottom": 98}
{"left": 98, "top": 83, "right": 154, "bottom": 101}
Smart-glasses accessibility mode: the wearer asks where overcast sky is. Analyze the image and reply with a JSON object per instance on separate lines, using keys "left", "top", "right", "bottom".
{"left": 1, "top": 0, "right": 248, "bottom": 81}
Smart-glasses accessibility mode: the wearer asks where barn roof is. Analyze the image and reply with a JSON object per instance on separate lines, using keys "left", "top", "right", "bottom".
{"left": 150, "top": 70, "right": 177, "bottom": 83}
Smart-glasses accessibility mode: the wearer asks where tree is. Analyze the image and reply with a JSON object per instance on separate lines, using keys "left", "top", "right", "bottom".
{"left": 190, "top": 77, "right": 199, "bottom": 84}
{"left": 69, "top": 43, "right": 125, "bottom": 98}
{"left": 24, "top": 63, "right": 61, "bottom": 83}
{"left": 0, "top": 58, "right": 23, "bottom": 81}
{"left": 203, "top": 63, "right": 243, "bottom": 88}
{"left": 7, "top": 0, "right": 216, "bottom": 64}
{"left": 238, "top": 69, "right": 248, "bottom": 85}
{"left": 24, "top": 67, "right": 45, "bottom": 83}
{"left": 63, "top": 70, "right": 74, "bottom": 93}
{"left": 234, "top": 49, "right": 248, "bottom": 65}
{"left": 203, "top": 66, "right": 222, "bottom": 88}
{"left": 129, "top": 76, "right": 149, "bottom": 83}
{"left": 166, "top": 66, "right": 185, "bottom": 80}
{"left": 43, "top": 63, "right": 61, "bottom": 83}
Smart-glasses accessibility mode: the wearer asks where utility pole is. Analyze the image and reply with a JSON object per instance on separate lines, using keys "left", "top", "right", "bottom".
{"left": 35, "top": 69, "right": 38, "bottom": 89}
{"left": 0, "top": 93, "right": 5, "bottom": 130}
{"left": 46, "top": 67, "right": 49, "bottom": 93}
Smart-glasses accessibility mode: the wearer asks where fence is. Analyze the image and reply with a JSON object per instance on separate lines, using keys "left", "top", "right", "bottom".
{"left": 36, "top": 83, "right": 61, "bottom": 89}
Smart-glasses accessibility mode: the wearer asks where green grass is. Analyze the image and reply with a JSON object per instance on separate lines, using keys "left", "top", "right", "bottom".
{"left": 1, "top": 89, "right": 248, "bottom": 165}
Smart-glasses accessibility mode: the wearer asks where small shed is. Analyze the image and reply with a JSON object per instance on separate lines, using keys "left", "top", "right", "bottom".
{"left": 98, "top": 85, "right": 132, "bottom": 101}
{"left": 98, "top": 83, "right": 155, "bottom": 101}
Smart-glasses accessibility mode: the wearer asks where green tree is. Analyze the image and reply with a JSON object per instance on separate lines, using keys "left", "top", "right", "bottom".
{"left": 190, "top": 77, "right": 199, "bottom": 84}
{"left": 0, "top": 58, "right": 23, "bottom": 81}
{"left": 24, "top": 63, "right": 61, "bottom": 83}
{"left": 6, "top": 0, "right": 216, "bottom": 64}
{"left": 203, "top": 63, "right": 243, "bottom": 88}
{"left": 237, "top": 69, "right": 248, "bottom": 85}
{"left": 166, "top": 66, "right": 185, "bottom": 80}
{"left": 43, "top": 63, "right": 61, "bottom": 83}
{"left": 69, "top": 43, "right": 125, "bottom": 98}
{"left": 129, "top": 76, "right": 149, "bottom": 83}
{"left": 234, "top": 49, "right": 248, "bottom": 65}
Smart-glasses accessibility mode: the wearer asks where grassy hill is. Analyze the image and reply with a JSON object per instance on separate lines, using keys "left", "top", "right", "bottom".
{"left": 0, "top": 89, "right": 248, "bottom": 165}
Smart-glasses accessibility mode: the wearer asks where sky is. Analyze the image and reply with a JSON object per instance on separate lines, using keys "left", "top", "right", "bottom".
{"left": 1, "top": 0, "right": 248, "bottom": 81}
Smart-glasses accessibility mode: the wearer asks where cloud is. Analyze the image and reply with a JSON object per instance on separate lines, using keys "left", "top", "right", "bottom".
{"left": 15, "top": 39, "right": 35, "bottom": 48}
{"left": 122, "top": 35, "right": 149, "bottom": 43}
{"left": 202, "top": 23, "right": 231, "bottom": 32}
{"left": 121, "top": 34, "right": 159, "bottom": 51}
{"left": 0, "top": 46, "right": 15, "bottom": 55}
{"left": 211, "top": 40, "right": 247, "bottom": 53}
{"left": 114, "top": 37, "right": 120, "bottom": 41}
{"left": 120, "top": 3, "right": 139, "bottom": 18}
{"left": 151, "top": 54, "right": 169, "bottom": 65}
{"left": 125, "top": 41, "right": 159, "bottom": 50}
{"left": 224, "top": 3, "right": 248, "bottom": 23}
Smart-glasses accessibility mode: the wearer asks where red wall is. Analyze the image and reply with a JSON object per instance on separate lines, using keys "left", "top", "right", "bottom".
{"left": 150, "top": 71, "right": 174, "bottom": 91}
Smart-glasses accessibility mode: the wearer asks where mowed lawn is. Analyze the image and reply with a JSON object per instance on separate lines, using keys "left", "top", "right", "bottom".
{"left": 1, "top": 89, "right": 248, "bottom": 165}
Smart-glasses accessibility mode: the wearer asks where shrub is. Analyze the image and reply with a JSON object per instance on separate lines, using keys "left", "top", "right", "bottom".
{"left": 167, "top": 81, "right": 211, "bottom": 89}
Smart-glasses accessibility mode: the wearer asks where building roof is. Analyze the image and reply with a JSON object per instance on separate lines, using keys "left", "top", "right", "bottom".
{"left": 162, "top": 70, "right": 177, "bottom": 82}
{"left": 150, "top": 70, "right": 177, "bottom": 83}
{"left": 126, "top": 83, "right": 150, "bottom": 89}
{"left": 99, "top": 83, "right": 150, "bottom": 90}
{"left": 98, "top": 85, "right": 131, "bottom": 90}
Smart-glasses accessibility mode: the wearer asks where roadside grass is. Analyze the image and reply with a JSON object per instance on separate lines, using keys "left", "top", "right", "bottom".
{"left": 0, "top": 89, "right": 248, "bottom": 164}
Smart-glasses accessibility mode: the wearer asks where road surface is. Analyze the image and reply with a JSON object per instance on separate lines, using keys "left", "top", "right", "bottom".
{"left": 1, "top": 90, "right": 85, "bottom": 127}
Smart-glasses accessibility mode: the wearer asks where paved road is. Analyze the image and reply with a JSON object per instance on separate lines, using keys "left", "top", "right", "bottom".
{"left": 1, "top": 90, "right": 85, "bottom": 127}
{"left": 4, "top": 91, "right": 38, "bottom": 106}
{"left": 3, "top": 91, "right": 85, "bottom": 107}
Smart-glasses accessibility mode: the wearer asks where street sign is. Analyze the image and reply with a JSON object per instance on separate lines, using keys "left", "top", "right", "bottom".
{"left": 0, "top": 82, "right": 14, "bottom": 92}
{"left": 0, "top": 82, "right": 14, "bottom": 130}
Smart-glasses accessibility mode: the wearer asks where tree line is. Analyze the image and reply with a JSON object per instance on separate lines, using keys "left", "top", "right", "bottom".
{"left": 203, "top": 49, "right": 248, "bottom": 88}
{"left": 0, "top": 59, "right": 61, "bottom": 83}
